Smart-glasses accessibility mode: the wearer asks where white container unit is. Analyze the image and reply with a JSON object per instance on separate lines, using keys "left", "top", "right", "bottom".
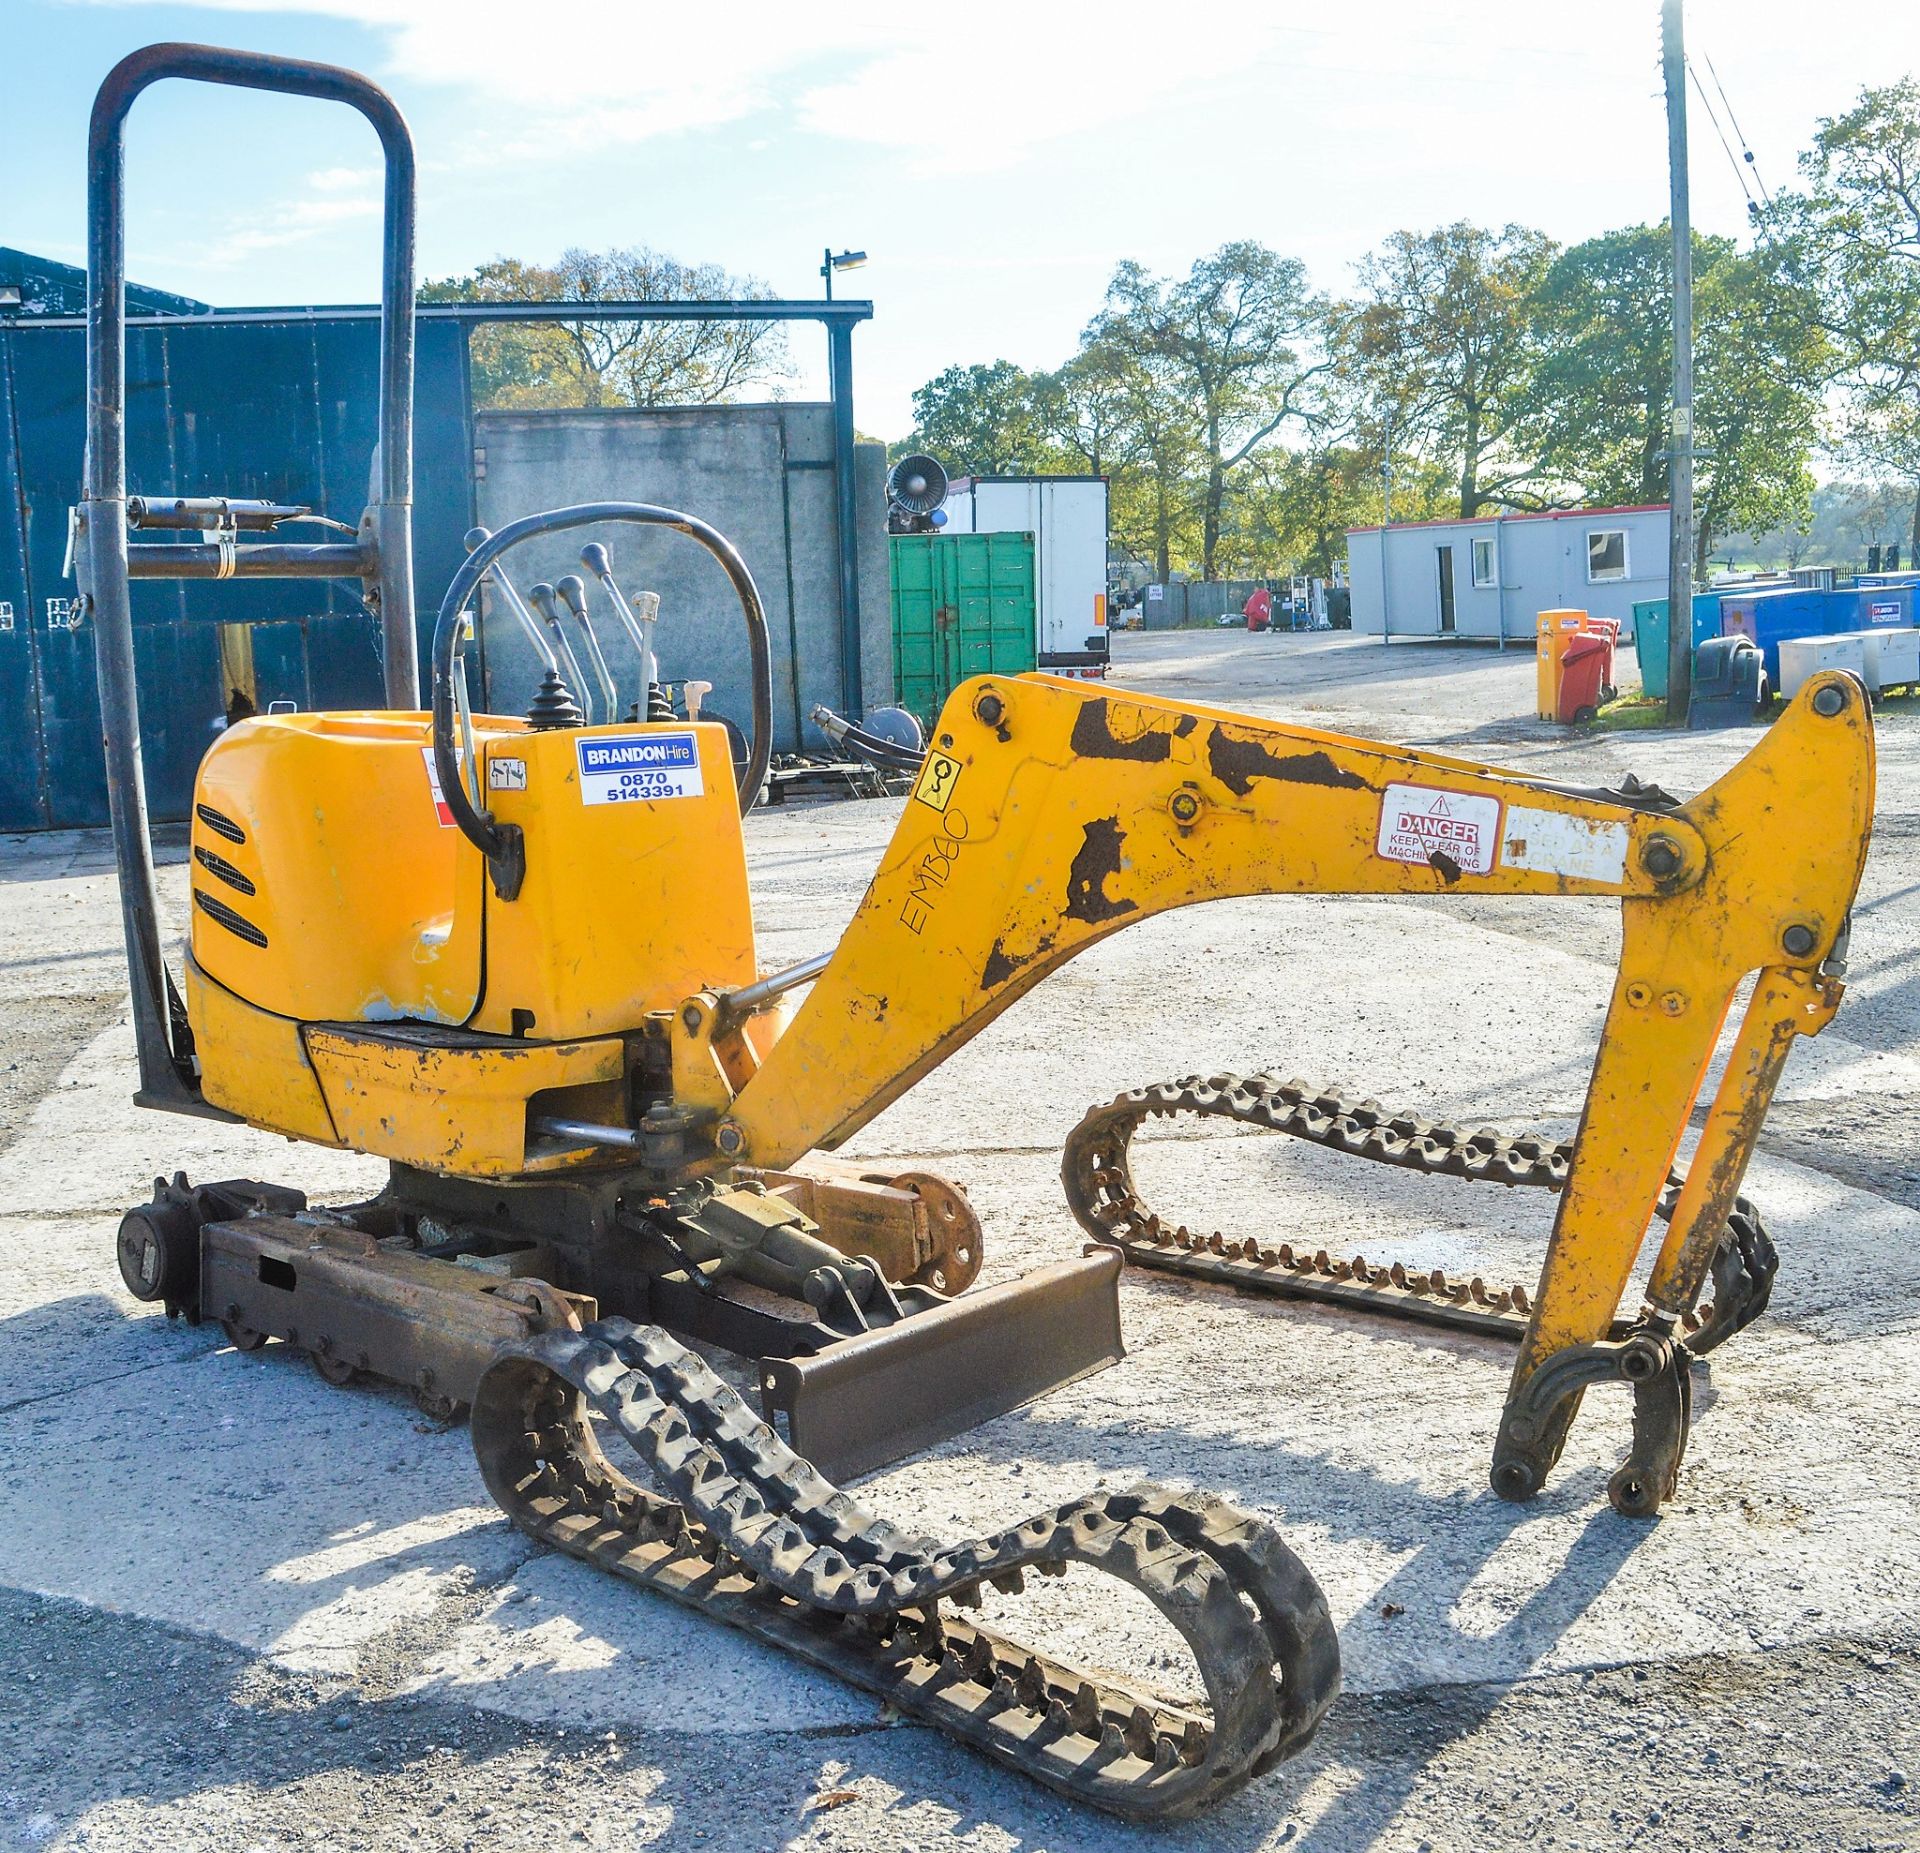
{"left": 1778, "top": 632, "right": 1871, "bottom": 698}
{"left": 939, "top": 475, "right": 1110, "bottom": 677}
{"left": 1866, "top": 627, "right": 1920, "bottom": 691}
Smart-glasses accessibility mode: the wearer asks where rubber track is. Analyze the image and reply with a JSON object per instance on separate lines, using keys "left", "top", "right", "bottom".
{"left": 471, "top": 1318, "right": 1341, "bottom": 1821}
{"left": 1062, "top": 1072, "right": 1775, "bottom": 1352}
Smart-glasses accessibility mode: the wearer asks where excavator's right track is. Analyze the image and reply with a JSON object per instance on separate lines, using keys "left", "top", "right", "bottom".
{"left": 471, "top": 1318, "right": 1341, "bottom": 1822}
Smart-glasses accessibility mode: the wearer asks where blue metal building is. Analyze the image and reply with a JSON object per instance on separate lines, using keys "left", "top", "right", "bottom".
{"left": 0, "top": 259, "right": 474, "bottom": 831}
{"left": 2, "top": 257, "right": 880, "bottom": 833}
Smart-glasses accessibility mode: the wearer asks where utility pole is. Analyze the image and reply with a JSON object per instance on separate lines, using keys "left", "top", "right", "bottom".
{"left": 1380, "top": 403, "right": 1394, "bottom": 644}
{"left": 1663, "top": 0, "right": 1695, "bottom": 722}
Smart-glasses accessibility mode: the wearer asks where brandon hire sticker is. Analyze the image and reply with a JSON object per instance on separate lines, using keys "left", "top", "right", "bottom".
{"left": 1376, "top": 783, "right": 1500, "bottom": 876}
{"left": 577, "top": 732, "right": 704, "bottom": 805}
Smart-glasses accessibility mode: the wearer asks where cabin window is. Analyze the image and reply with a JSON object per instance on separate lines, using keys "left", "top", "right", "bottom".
{"left": 1587, "top": 529, "right": 1629, "bottom": 582}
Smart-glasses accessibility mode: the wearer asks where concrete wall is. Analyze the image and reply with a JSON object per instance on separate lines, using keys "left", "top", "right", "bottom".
{"left": 1347, "top": 507, "right": 1670, "bottom": 641}
{"left": 473, "top": 404, "right": 891, "bottom": 754}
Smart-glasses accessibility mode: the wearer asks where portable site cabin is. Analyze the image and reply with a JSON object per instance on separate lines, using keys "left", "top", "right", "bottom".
{"left": 1346, "top": 504, "right": 1670, "bottom": 642}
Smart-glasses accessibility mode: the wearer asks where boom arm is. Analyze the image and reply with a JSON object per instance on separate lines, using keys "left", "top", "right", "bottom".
{"left": 728, "top": 671, "right": 1873, "bottom": 1467}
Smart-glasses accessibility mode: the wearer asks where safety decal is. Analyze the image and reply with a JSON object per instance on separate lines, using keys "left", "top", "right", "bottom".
{"left": 1499, "top": 804, "right": 1629, "bottom": 883}
{"left": 576, "top": 731, "right": 704, "bottom": 805}
{"left": 487, "top": 756, "right": 527, "bottom": 791}
{"left": 913, "top": 750, "right": 963, "bottom": 814}
{"left": 1376, "top": 783, "right": 1500, "bottom": 877}
{"left": 420, "top": 745, "right": 456, "bottom": 828}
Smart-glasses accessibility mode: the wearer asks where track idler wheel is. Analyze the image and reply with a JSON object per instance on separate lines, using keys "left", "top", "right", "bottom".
{"left": 116, "top": 1174, "right": 200, "bottom": 1315}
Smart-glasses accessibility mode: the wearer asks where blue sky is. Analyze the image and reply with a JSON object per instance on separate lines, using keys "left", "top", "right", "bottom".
{"left": 0, "top": 0, "right": 1907, "bottom": 436}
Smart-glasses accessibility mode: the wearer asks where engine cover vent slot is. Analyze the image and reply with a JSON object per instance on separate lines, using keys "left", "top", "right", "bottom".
{"left": 193, "top": 845, "right": 256, "bottom": 896}
{"left": 193, "top": 887, "right": 268, "bottom": 949}
{"left": 194, "top": 802, "right": 246, "bottom": 845}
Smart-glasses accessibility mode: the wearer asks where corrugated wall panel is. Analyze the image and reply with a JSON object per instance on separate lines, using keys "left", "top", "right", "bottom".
{"left": 1, "top": 316, "right": 472, "bottom": 828}
{"left": 0, "top": 331, "right": 48, "bottom": 829}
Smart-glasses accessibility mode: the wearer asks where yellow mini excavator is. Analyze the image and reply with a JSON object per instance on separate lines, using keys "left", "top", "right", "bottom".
{"left": 80, "top": 45, "right": 1874, "bottom": 1825}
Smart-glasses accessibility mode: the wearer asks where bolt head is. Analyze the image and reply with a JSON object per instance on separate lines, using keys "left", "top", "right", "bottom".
{"left": 1811, "top": 682, "right": 1848, "bottom": 718}
{"left": 1782, "top": 923, "right": 1818, "bottom": 959}
{"left": 1641, "top": 835, "right": 1681, "bottom": 879}
{"left": 715, "top": 1120, "right": 746, "bottom": 1158}
{"left": 1624, "top": 982, "right": 1653, "bottom": 1009}
{"left": 1659, "top": 990, "right": 1688, "bottom": 1016}
{"left": 1170, "top": 790, "right": 1200, "bottom": 823}
{"left": 974, "top": 690, "right": 1005, "bottom": 726}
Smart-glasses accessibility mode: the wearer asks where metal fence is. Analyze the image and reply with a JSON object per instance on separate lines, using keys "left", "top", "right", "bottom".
{"left": 1138, "top": 580, "right": 1278, "bottom": 629}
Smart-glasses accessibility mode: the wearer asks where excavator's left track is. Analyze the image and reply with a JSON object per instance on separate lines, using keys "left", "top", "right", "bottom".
{"left": 470, "top": 1318, "right": 1341, "bottom": 1821}
{"left": 1062, "top": 1071, "right": 1778, "bottom": 1353}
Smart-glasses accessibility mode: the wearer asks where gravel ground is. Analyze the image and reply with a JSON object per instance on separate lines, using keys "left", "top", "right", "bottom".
{"left": 2, "top": 631, "right": 1917, "bottom": 1852}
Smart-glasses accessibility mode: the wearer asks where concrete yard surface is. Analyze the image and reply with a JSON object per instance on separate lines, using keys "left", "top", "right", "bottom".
{"left": 2, "top": 629, "right": 1918, "bottom": 1852}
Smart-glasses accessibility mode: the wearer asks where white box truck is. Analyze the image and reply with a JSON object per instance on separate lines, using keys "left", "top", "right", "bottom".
{"left": 939, "top": 475, "right": 1109, "bottom": 678}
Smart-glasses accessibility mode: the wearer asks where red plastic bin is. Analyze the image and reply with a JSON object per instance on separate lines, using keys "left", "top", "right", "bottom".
{"left": 1557, "top": 633, "right": 1613, "bottom": 723}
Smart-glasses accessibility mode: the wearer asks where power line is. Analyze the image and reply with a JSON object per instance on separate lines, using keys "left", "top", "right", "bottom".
{"left": 1687, "top": 57, "right": 1759, "bottom": 219}
{"left": 1702, "top": 50, "right": 1772, "bottom": 206}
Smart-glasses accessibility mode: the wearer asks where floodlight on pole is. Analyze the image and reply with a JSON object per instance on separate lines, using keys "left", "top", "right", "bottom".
{"left": 821, "top": 248, "right": 868, "bottom": 302}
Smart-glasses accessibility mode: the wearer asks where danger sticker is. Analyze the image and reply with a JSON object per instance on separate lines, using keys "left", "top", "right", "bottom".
{"left": 420, "top": 745, "right": 455, "bottom": 828}
{"left": 576, "top": 731, "right": 704, "bottom": 805}
{"left": 1376, "top": 783, "right": 1500, "bottom": 876}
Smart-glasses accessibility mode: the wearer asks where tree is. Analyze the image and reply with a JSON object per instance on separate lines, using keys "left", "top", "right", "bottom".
{"left": 1032, "top": 339, "right": 1138, "bottom": 477}
{"left": 900, "top": 361, "right": 1049, "bottom": 474}
{"left": 1101, "top": 341, "right": 1204, "bottom": 581}
{"left": 1217, "top": 444, "right": 1377, "bottom": 580}
{"left": 1347, "top": 222, "right": 1556, "bottom": 518}
{"left": 1769, "top": 80, "right": 1920, "bottom": 555}
{"left": 1523, "top": 225, "right": 1825, "bottom": 570}
{"left": 1523, "top": 225, "right": 1686, "bottom": 504}
{"left": 1691, "top": 249, "right": 1825, "bottom": 571}
{"left": 1094, "top": 244, "right": 1325, "bottom": 579}
{"left": 421, "top": 248, "right": 790, "bottom": 408}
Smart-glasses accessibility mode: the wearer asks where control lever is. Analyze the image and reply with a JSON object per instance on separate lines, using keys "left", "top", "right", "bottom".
{"left": 527, "top": 581, "right": 597, "bottom": 724}
{"left": 463, "top": 526, "right": 563, "bottom": 682}
{"left": 556, "top": 574, "right": 620, "bottom": 724}
{"left": 685, "top": 678, "right": 712, "bottom": 723}
{"left": 580, "top": 541, "right": 667, "bottom": 720}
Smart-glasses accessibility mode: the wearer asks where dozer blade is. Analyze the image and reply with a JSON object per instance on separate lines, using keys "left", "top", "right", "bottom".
{"left": 757, "top": 1248, "right": 1124, "bottom": 1481}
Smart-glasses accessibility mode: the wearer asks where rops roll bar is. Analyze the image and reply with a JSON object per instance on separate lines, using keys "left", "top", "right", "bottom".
{"left": 74, "top": 43, "right": 418, "bottom": 1113}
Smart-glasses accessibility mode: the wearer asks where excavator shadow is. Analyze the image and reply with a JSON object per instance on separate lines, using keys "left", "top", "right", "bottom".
{"left": 0, "top": 1290, "right": 1655, "bottom": 1849}
{"left": 863, "top": 1355, "right": 1659, "bottom": 1849}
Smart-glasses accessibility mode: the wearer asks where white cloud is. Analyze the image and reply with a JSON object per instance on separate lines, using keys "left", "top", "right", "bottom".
{"left": 306, "top": 164, "right": 380, "bottom": 193}
{"left": 186, "top": 179, "right": 381, "bottom": 270}
{"left": 75, "top": 0, "right": 1286, "bottom": 168}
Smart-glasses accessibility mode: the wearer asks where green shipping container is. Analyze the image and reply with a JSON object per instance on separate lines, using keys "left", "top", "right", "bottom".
{"left": 890, "top": 531, "right": 1037, "bottom": 722}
